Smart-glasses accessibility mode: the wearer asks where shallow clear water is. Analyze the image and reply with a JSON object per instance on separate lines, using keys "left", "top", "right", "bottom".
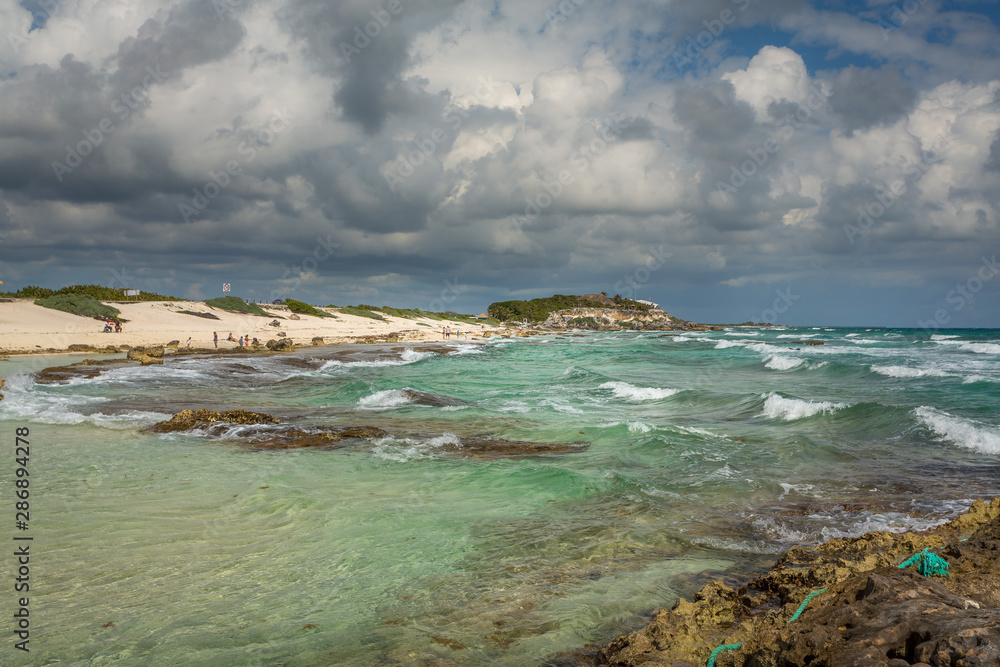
{"left": 2, "top": 327, "right": 999, "bottom": 664}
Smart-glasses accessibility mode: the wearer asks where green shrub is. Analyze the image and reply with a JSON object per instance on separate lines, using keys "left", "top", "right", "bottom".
{"left": 338, "top": 306, "right": 386, "bottom": 321}
{"left": 204, "top": 296, "right": 268, "bottom": 316}
{"left": 567, "top": 317, "right": 601, "bottom": 330}
{"left": 285, "top": 299, "right": 335, "bottom": 318}
{"left": 4, "top": 284, "right": 180, "bottom": 301}
{"left": 35, "top": 294, "right": 121, "bottom": 320}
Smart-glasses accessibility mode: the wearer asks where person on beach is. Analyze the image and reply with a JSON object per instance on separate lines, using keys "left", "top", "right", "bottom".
{"left": 227, "top": 333, "right": 235, "bottom": 342}
{"left": 442, "top": 327, "right": 446, "bottom": 340}
{"left": 186, "top": 337, "right": 192, "bottom": 348}
{"left": 238, "top": 336, "right": 244, "bottom": 347}
{"left": 114, "top": 321, "right": 121, "bottom": 333}
{"left": 213, "top": 332, "right": 218, "bottom": 348}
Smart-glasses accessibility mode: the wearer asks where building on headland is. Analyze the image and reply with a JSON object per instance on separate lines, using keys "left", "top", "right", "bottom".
{"left": 635, "top": 299, "right": 661, "bottom": 310}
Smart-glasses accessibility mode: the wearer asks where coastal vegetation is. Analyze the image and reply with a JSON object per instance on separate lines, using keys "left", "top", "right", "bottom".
{"left": 335, "top": 305, "right": 387, "bottom": 321}
{"left": 203, "top": 296, "right": 268, "bottom": 316}
{"left": 35, "top": 294, "right": 122, "bottom": 320}
{"left": 488, "top": 294, "right": 651, "bottom": 322}
{"left": 285, "top": 298, "right": 335, "bottom": 318}
{"left": 3, "top": 284, "right": 181, "bottom": 301}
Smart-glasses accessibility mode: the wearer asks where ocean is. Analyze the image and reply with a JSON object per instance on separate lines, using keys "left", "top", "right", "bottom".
{"left": 1, "top": 326, "right": 999, "bottom": 665}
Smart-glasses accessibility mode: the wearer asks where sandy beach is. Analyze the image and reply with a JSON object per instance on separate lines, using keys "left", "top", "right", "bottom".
{"left": 0, "top": 299, "right": 505, "bottom": 355}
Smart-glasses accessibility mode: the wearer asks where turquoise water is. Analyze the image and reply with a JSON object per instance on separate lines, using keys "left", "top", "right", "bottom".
{"left": 2, "top": 327, "right": 999, "bottom": 665}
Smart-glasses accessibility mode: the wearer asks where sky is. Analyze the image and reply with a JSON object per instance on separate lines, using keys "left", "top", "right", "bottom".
{"left": 0, "top": 0, "right": 998, "bottom": 327}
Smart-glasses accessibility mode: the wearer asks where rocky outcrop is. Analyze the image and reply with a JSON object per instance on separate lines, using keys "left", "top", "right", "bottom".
{"left": 146, "top": 409, "right": 281, "bottom": 432}
{"left": 0, "top": 376, "right": 4, "bottom": 400}
{"left": 540, "top": 308, "right": 701, "bottom": 331}
{"left": 551, "top": 498, "right": 1000, "bottom": 667}
{"left": 311, "top": 337, "right": 325, "bottom": 345}
{"left": 126, "top": 346, "right": 164, "bottom": 365}
{"left": 265, "top": 338, "right": 295, "bottom": 351}
{"left": 144, "top": 408, "right": 589, "bottom": 458}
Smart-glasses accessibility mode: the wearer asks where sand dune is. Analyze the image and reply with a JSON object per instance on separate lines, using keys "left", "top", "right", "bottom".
{"left": 0, "top": 300, "right": 501, "bottom": 354}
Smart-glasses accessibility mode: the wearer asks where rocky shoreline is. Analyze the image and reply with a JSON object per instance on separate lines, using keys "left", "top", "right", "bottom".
{"left": 548, "top": 498, "right": 1000, "bottom": 666}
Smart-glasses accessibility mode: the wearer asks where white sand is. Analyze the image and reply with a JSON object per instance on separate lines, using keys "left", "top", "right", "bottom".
{"left": 0, "top": 300, "right": 503, "bottom": 354}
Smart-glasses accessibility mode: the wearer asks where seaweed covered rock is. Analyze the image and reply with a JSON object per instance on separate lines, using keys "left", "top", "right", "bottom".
{"left": 552, "top": 499, "right": 1000, "bottom": 667}
{"left": 265, "top": 339, "right": 295, "bottom": 351}
{"left": 146, "top": 409, "right": 281, "bottom": 433}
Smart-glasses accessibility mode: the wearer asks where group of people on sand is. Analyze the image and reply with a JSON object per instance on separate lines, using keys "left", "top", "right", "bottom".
{"left": 102, "top": 319, "right": 122, "bottom": 333}
{"left": 212, "top": 332, "right": 257, "bottom": 349}
{"left": 441, "top": 326, "right": 467, "bottom": 340}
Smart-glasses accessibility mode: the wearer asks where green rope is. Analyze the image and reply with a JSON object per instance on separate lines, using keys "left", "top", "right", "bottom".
{"left": 898, "top": 548, "right": 950, "bottom": 577}
{"left": 787, "top": 587, "right": 827, "bottom": 623}
{"left": 706, "top": 642, "right": 743, "bottom": 667}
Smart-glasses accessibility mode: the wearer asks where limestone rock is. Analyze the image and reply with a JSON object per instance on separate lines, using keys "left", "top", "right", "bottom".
{"left": 265, "top": 339, "right": 295, "bottom": 351}
{"left": 550, "top": 498, "right": 1000, "bottom": 667}
{"left": 146, "top": 409, "right": 281, "bottom": 433}
{"left": 311, "top": 337, "right": 325, "bottom": 345}
{"left": 68, "top": 343, "right": 95, "bottom": 352}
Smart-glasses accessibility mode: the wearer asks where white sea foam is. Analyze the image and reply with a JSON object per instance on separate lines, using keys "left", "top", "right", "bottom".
{"left": 764, "top": 355, "right": 804, "bottom": 371}
{"left": 761, "top": 392, "right": 847, "bottom": 421}
{"left": 777, "top": 333, "right": 817, "bottom": 339}
{"left": 931, "top": 334, "right": 961, "bottom": 340}
{"left": 845, "top": 333, "right": 859, "bottom": 337}
{"left": 599, "top": 381, "right": 680, "bottom": 401}
{"left": 752, "top": 512, "right": 952, "bottom": 545}
{"left": 871, "top": 365, "right": 953, "bottom": 379}
{"left": 628, "top": 421, "right": 653, "bottom": 433}
{"left": 915, "top": 406, "right": 1000, "bottom": 455}
{"left": 358, "top": 389, "right": 413, "bottom": 409}
{"left": 714, "top": 339, "right": 747, "bottom": 349}
{"left": 778, "top": 482, "right": 815, "bottom": 498}
{"left": 447, "top": 344, "right": 485, "bottom": 355}
{"left": 959, "top": 342, "right": 1000, "bottom": 355}
{"left": 321, "top": 349, "right": 432, "bottom": 371}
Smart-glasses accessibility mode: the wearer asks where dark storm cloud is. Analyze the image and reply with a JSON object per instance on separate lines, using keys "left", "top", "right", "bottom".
{"left": 279, "top": 0, "right": 465, "bottom": 133}
{"left": 110, "top": 0, "right": 246, "bottom": 93}
{"left": 672, "top": 80, "right": 756, "bottom": 149}
{"left": 987, "top": 130, "right": 1000, "bottom": 172}
{"left": 829, "top": 66, "right": 917, "bottom": 135}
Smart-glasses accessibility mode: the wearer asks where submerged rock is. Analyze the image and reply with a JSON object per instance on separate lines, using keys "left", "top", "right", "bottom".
{"left": 399, "top": 389, "right": 471, "bottom": 408}
{"left": 35, "top": 359, "right": 122, "bottom": 384}
{"left": 551, "top": 498, "right": 1000, "bottom": 667}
